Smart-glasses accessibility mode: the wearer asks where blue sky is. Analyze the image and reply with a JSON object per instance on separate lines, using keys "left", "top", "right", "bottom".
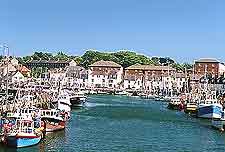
{"left": 1, "top": 0, "right": 225, "bottom": 63}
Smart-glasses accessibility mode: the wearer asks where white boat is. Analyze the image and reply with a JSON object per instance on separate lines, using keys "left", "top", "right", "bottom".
{"left": 41, "top": 109, "right": 67, "bottom": 132}
{"left": 197, "top": 103, "right": 222, "bottom": 119}
{"left": 89, "top": 90, "right": 97, "bottom": 94}
{"left": 167, "top": 96, "right": 181, "bottom": 110}
{"left": 54, "top": 93, "right": 71, "bottom": 116}
{"left": 3, "top": 118, "right": 43, "bottom": 148}
{"left": 197, "top": 91, "right": 222, "bottom": 119}
{"left": 7, "top": 107, "right": 39, "bottom": 120}
{"left": 115, "top": 91, "right": 128, "bottom": 96}
{"left": 212, "top": 110, "right": 225, "bottom": 131}
{"left": 70, "top": 91, "right": 87, "bottom": 107}
{"left": 164, "top": 96, "right": 172, "bottom": 102}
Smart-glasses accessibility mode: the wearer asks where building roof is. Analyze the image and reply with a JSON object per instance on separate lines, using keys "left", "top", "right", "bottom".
{"left": 20, "top": 66, "right": 30, "bottom": 72}
{"left": 28, "top": 60, "right": 70, "bottom": 64}
{"left": 89, "top": 60, "right": 122, "bottom": 68}
{"left": 195, "top": 58, "right": 220, "bottom": 63}
{"left": 125, "top": 64, "right": 176, "bottom": 71}
{"left": 66, "top": 66, "right": 87, "bottom": 78}
{"left": 0, "top": 71, "right": 23, "bottom": 82}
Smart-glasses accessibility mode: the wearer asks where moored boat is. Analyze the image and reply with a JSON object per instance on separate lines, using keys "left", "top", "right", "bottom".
{"left": 53, "top": 92, "right": 71, "bottom": 117}
{"left": 3, "top": 119, "right": 43, "bottom": 148}
{"left": 197, "top": 103, "right": 222, "bottom": 119}
{"left": 212, "top": 110, "right": 225, "bottom": 131}
{"left": 167, "top": 96, "right": 181, "bottom": 110}
{"left": 70, "top": 91, "right": 87, "bottom": 107}
{"left": 184, "top": 103, "right": 197, "bottom": 115}
{"left": 197, "top": 91, "right": 222, "bottom": 119}
{"left": 41, "top": 109, "right": 66, "bottom": 132}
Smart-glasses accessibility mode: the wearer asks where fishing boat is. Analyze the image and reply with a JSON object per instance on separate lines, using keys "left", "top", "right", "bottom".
{"left": 41, "top": 109, "right": 66, "bottom": 132}
{"left": 167, "top": 96, "right": 181, "bottom": 110}
{"left": 54, "top": 92, "right": 71, "bottom": 116}
{"left": 197, "top": 91, "right": 222, "bottom": 119}
{"left": 139, "top": 93, "right": 156, "bottom": 100}
{"left": 89, "top": 90, "right": 97, "bottom": 95}
{"left": 185, "top": 102, "right": 197, "bottom": 115}
{"left": 3, "top": 118, "right": 43, "bottom": 148}
{"left": 212, "top": 110, "right": 225, "bottom": 131}
{"left": 197, "top": 103, "right": 222, "bottom": 119}
{"left": 8, "top": 107, "right": 39, "bottom": 120}
{"left": 115, "top": 90, "right": 128, "bottom": 96}
{"left": 69, "top": 91, "right": 86, "bottom": 107}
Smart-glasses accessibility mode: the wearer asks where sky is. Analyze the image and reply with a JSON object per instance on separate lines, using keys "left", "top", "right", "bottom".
{"left": 1, "top": 0, "right": 225, "bottom": 63}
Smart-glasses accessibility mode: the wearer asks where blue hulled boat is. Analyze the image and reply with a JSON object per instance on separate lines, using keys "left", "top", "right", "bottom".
{"left": 197, "top": 103, "right": 222, "bottom": 119}
{"left": 3, "top": 119, "right": 43, "bottom": 148}
{"left": 5, "top": 133, "right": 42, "bottom": 148}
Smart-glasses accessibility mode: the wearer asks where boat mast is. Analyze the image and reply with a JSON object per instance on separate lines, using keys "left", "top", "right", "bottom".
{"left": 167, "top": 61, "right": 169, "bottom": 96}
{"left": 5, "top": 45, "right": 9, "bottom": 101}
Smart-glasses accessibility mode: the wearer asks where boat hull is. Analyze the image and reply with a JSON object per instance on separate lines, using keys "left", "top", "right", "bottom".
{"left": 5, "top": 135, "right": 42, "bottom": 148}
{"left": 70, "top": 97, "right": 86, "bottom": 107}
{"left": 184, "top": 104, "right": 197, "bottom": 115}
{"left": 197, "top": 104, "right": 222, "bottom": 119}
{"left": 45, "top": 123, "right": 65, "bottom": 132}
{"left": 212, "top": 119, "right": 225, "bottom": 130}
{"left": 167, "top": 103, "right": 179, "bottom": 110}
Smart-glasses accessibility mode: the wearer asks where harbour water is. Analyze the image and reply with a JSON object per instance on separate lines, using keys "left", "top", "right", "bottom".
{"left": 2, "top": 95, "right": 225, "bottom": 152}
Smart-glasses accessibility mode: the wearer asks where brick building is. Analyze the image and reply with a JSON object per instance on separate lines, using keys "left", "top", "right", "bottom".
{"left": 194, "top": 58, "right": 225, "bottom": 77}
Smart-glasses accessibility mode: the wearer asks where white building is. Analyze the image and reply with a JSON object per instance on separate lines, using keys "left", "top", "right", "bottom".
{"left": 49, "top": 71, "right": 66, "bottom": 87}
{"left": 0, "top": 71, "right": 25, "bottom": 84}
{"left": 11, "top": 71, "right": 25, "bottom": 83}
{"left": 11, "top": 58, "right": 19, "bottom": 66}
{"left": 123, "top": 64, "right": 176, "bottom": 91}
{"left": 65, "top": 65, "right": 88, "bottom": 88}
{"left": 88, "top": 60, "right": 123, "bottom": 89}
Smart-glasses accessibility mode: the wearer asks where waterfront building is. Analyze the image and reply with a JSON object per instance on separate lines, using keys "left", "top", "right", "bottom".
{"left": 47, "top": 60, "right": 88, "bottom": 88}
{"left": 194, "top": 58, "right": 225, "bottom": 77}
{"left": 27, "top": 60, "right": 70, "bottom": 69}
{"left": 0, "top": 64, "right": 17, "bottom": 76}
{"left": 19, "top": 65, "right": 31, "bottom": 77}
{"left": 124, "top": 64, "right": 176, "bottom": 91}
{"left": 65, "top": 65, "right": 88, "bottom": 88}
{"left": 10, "top": 58, "right": 19, "bottom": 66}
{"left": 88, "top": 60, "right": 123, "bottom": 89}
{"left": 49, "top": 70, "right": 65, "bottom": 87}
{"left": 0, "top": 71, "right": 25, "bottom": 84}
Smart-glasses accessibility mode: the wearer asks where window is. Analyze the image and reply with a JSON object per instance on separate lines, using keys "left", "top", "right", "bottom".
{"left": 97, "top": 75, "right": 100, "bottom": 78}
{"left": 92, "top": 79, "right": 94, "bottom": 82}
{"left": 128, "top": 80, "right": 130, "bottom": 84}
{"left": 109, "top": 84, "right": 112, "bottom": 87}
{"left": 109, "top": 80, "right": 113, "bottom": 83}
{"left": 102, "top": 79, "right": 105, "bottom": 82}
{"left": 138, "top": 81, "right": 140, "bottom": 85}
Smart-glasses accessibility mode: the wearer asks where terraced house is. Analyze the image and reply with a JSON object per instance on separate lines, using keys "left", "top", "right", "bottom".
{"left": 123, "top": 64, "right": 178, "bottom": 91}
{"left": 88, "top": 60, "right": 123, "bottom": 89}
